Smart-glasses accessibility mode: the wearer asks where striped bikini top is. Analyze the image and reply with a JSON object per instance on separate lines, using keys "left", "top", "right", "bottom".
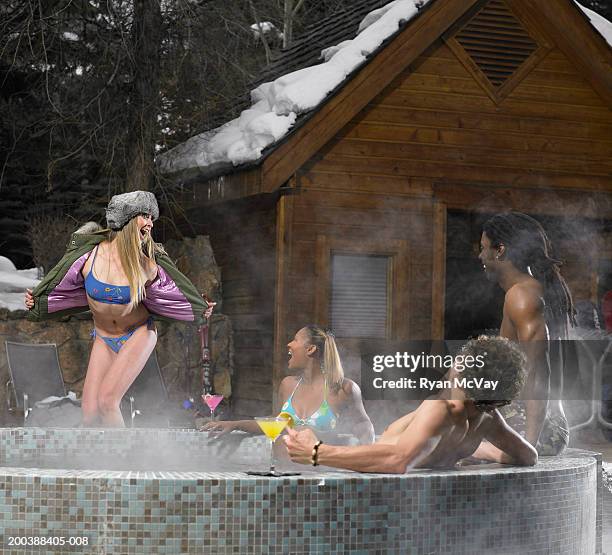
{"left": 281, "top": 377, "right": 338, "bottom": 432}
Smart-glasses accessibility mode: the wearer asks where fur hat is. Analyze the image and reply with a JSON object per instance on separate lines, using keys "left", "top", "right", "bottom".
{"left": 105, "top": 191, "right": 159, "bottom": 230}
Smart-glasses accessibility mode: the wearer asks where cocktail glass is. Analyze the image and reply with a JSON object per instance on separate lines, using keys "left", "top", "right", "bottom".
{"left": 202, "top": 394, "right": 223, "bottom": 420}
{"left": 244, "top": 416, "right": 300, "bottom": 477}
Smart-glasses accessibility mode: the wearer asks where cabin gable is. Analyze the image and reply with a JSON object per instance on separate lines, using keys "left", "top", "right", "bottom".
{"left": 256, "top": 0, "right": 612, "bottom": 195}
{"left": 172, "top": 0, "right": 612, "bottom": 415}
{"left": 283, "top": 29, "right": 611, "bottom": 355}
{"left": 303, "top": 40, "right": 612, "bottom": 195}
{"left": 444, "top": 0, "right": 552, "bottom": 103}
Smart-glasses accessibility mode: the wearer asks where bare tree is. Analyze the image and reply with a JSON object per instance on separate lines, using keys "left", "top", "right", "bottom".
{"left": 0, "top": 0, "right": 367, "bottom": 265}
{"left": 283, "top": 0, "right": 307, "bottom": 48}
{"left": 125, "top": 0, "right": 162, "bottom": 191}
{"left": 249, "top": 1, "right": 273, "bottom": 64}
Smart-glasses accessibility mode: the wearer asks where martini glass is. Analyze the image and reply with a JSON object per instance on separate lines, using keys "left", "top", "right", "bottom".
{"left": 246, "top": 417, "right": 299, "bottom": 477}
{"left": 202, "top": 394, "right": 223, "bottom": 420}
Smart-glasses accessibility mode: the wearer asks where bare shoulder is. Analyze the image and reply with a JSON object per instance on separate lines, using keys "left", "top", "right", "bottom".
{"left": 410, "top": 399, "right": 455, "bottom": 432}
{"left": 444, "top": 399, "right": 468, "bottom": 419}
{"left": 335, "top": 378, "right": 364, "bottom": 405}
{"left": 340, "top": 378, "right": 360, "bottom": 396}
{"left": 144, "top": 257, "right": 158, "bottom": 281}
{"left": 505, "top": 281, "right": 544, "bottom": 317}
{"left": 279, "top": 375, "right": 299, "bottom": 398}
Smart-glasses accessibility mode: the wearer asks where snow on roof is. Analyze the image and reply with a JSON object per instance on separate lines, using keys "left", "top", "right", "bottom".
{"left": 0, "top": 256, "right": 39, "bottom": 312}
{"left": 575, "top": 1, "right": 612, "bottom": 48}
{"left": 157, "top": 0, "right": 612, "bottom": 181}
{"left": 156, "top": 0, "right": 431, "bottom": 178}
{"left": 358, "top": 0, "right": 406, "bottom": 34}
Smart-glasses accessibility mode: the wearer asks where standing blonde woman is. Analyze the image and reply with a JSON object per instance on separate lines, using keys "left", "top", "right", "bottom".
{"left": 25, "top": 191, "right": 213, "bottom": 427}
{"left": 203, "top": 324, "right": 375, "bottom": 444}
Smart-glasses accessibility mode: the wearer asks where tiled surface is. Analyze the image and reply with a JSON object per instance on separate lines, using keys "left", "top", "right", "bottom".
{"left": 569, "top": 426, "right": 612, "bottom": 554}
{"left": 605, "top": 483, "right": 612, "bottom": 555}
{"left": 0, "top": 428, "right": 602, "bottom": 554}
{"left": 0, "top": 428, "right": 270, "bottom": 471}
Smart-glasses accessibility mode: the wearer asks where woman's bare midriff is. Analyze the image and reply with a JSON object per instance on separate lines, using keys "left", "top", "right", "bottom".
{"left": 88, "top": 299, "right": 152, "bottom": 336}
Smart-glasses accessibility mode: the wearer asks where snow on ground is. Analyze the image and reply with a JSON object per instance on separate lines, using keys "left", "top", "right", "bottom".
{"left": 0, "top": 256, "right": 39, "bottom": 312}
{"left": 575, "top": 1, "right": 612, "bottom": 48}
{"left": 156, "top": 0, "right": 432, "bottom": 177}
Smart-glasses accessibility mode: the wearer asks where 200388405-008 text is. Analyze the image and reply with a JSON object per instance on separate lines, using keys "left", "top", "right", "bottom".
{"left": 5, "top": 536, "right": 89, "bottom": 547}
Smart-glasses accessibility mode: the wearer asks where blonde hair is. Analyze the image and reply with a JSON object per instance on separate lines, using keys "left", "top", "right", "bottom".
{"left": 303, "top": 325, "right": 344, "bottom": 390}
{"left": 105, "top": 218, "right": 166, "bottom": 308}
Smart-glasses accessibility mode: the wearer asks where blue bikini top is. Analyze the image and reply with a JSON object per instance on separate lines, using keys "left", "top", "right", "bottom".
{"left": 281, "top": 377, "right": 338, "bottom": 432}
{"left": 85, "top": 246, "right": 131, "bottom": 305}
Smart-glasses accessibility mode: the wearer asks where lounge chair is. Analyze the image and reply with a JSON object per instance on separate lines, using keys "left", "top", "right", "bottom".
{"left": 6, "top": 341, "right": 170, "bottom": 427}
{"left": 5, "top": 341, "right": 69, "bottom": 426}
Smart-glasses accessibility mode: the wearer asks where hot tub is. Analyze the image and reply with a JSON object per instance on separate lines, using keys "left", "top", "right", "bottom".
{"left": 0, "top": 428, "right": 602, "bottom": 554}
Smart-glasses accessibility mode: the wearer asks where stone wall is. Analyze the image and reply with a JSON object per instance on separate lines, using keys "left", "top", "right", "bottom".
{"left": 0, "top": 236, "right": 233, "bottom": 425}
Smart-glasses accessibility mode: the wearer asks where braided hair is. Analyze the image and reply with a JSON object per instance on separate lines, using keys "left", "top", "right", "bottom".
{"left": 483, "top": 212, "right": 576, "bottom": 338}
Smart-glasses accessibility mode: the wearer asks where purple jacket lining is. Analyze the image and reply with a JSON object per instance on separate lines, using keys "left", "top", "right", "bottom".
{"left": 47, "top": 250, "right": 193, "bottom": 321}
{"left": 143, "top": 265, "right": 193, "bottom": 321}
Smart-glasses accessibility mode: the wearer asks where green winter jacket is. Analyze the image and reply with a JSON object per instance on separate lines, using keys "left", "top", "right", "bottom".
{"left": 27, "top": 231, "right": 208, "bottom": 325}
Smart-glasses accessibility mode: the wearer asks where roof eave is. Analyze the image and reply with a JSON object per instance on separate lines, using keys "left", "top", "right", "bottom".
{"left": 164, "top": 0, "right": 612, "bottom": 193}
{"left": 159, "top": 0, "right": 442, "bottom": 187}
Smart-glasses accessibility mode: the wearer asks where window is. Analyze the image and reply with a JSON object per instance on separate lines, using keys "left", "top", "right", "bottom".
{"left": 330, "top": 254, "right": 390, "bottom": 338}
{"left": 314, "top": 236, "right": 409, "bottom": 340}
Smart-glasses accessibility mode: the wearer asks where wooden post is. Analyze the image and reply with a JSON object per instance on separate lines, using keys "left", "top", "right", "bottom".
{"left": 314, "top": 234, "right": 330, "bottom": 327}
{"left": 272, "top": 188, "right": 294, "bottom": 409}
{"left": 431, "top": 201, "right": 447, "bottom": 339}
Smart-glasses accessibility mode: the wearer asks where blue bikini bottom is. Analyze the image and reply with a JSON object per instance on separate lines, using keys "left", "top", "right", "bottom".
{"left": 91, "top": 317, "right": 155, "bottom": 353}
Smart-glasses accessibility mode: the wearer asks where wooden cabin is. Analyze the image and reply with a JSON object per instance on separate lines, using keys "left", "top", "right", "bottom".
{"left": 162, "top": 0, "right": 612, "bottom": 420}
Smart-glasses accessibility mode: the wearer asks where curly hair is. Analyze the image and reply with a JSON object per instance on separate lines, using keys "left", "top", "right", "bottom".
{"left": 457, "top": 336, "right": 527, "bottom": 408}
{"left": 483, "top": 212, "right": 575, "bottom": 338}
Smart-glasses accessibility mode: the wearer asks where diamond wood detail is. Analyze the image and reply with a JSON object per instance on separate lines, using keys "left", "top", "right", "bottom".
{"left": 445, "top": 0, "right": 551, "bottom": 102}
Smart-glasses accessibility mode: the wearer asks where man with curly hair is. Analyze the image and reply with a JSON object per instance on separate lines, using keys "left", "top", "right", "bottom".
{"left": 284, "top": 336, "right": 538, "bottom": 473}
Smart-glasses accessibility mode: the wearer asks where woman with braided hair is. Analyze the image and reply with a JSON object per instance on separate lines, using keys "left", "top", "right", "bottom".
{"left": 202, "top": 324, "right": 375, "bottom": 445}
{"left": 476, "top": 211, "right": 575, "bottom": 455}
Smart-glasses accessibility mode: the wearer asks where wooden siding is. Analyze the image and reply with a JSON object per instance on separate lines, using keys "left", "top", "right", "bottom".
{"left": 188, "top": 196, "right": 277, "bottom": 417}
{"left": 280, "top": 188, "right": 434, "bottom": 385}
{"left": 307, "top": 43, "right": 612, "bottom": 193}
{"left": 261, "top": 0, "right": 482, "bottom": 191}
{"left": 282, "top": 39, "right": 612, "bottom": 390}
{"left": 186, "top": 39, "right": 612, "bottom": 410}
